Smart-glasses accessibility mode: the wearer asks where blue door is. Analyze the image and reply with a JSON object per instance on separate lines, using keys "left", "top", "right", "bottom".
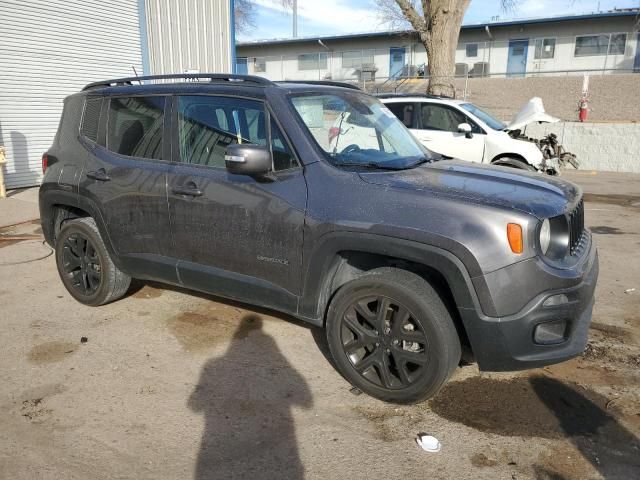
{"left": 507, "top": 39, "right": 528, "bottom": 77}
{"left": 634, "top": 34, "right": 640, "bottom": 73}
{"left": 389, "top": 47, "right": 406, "bottom": 78}
{"left": 236, "top": 57, "right": 248, "bottom": 75}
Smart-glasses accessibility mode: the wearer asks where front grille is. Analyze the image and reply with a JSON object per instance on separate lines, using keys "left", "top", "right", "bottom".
{"left": 568, "top": 199, "right": 585, "bottom": 255}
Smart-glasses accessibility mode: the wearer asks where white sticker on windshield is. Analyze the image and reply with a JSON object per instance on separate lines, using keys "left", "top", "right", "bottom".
{"left": 380, "top": 106, "right": 397, "bottom": 119}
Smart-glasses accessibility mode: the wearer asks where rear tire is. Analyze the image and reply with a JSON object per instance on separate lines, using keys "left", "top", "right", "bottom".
{"left": 55, "top": 217, "right": 131, "bottom": 306}
{"left": 326, "top": 267, "right": 461, "bottom": 404}
{"left": 492, "top": 157, "right": 536, "bottom": 171}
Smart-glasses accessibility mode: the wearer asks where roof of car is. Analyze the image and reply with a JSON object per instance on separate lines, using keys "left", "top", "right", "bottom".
{"left": 82, "top": 74, "right": 361, "bottom": 94}
{"left": 377, "top": 93, "right": 465, "bottom": 105}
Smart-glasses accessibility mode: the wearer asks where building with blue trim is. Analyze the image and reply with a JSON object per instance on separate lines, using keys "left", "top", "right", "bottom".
{"left": 236, "top": 9, "right": 640, "bottom": 81}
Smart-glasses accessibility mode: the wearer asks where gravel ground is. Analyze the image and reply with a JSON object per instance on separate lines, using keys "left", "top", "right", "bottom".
{"left": 0, "top": 170, "right": 639, "bottom": 479}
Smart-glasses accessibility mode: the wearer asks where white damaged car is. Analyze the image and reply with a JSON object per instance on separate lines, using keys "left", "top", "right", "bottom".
{"left": 376, "top": 94, "right": 578, "bottom": 175}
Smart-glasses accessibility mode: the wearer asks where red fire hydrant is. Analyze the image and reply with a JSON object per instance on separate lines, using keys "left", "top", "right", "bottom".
{"left": 578, "top": 97, "right": 589, "bottom": 122}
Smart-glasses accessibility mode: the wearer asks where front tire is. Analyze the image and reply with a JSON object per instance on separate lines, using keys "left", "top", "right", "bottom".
{"left": 55, "top": 217, "right": 131, "bottom": 306}
{"left": 326, "top": 268, "right": 461, "bottom": 404}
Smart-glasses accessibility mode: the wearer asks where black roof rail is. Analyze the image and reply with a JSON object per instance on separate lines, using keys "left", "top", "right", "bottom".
{"left": 278, "top": 80, "right": 361, "bottom": 90}
{"left": 82, "top": 73, "right": 275, "bottom": 91}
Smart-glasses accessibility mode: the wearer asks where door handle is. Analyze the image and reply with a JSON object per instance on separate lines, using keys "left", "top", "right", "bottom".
{"left": 172, "top": 184, "right": 203, "bottom": 197}
{"left": 86, "top": 169, "right": 110, "bottom": 181}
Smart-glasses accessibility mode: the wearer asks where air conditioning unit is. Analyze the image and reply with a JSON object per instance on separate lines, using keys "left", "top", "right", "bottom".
{"left": 455, "top": 63, "right": 469, "bottom": 76}
{"left": 470, "top": 62, "right": 489, "bottom": 78}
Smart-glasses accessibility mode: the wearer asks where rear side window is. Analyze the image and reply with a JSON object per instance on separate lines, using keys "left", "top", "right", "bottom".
{"left": 80, "top": 97, "right": 102, "bottom": 142}
{"left": 177, "top": 96, "right": 267, "bottom": 168}
{"left": 385, "top": 102, "right": 415, "bottom": 128}
{"left": 107, "top": 96, "right": 165, "bottom": 159}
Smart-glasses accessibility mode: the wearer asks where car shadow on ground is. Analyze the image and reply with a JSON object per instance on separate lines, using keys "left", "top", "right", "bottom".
{"left": 187, "top": 315, "right": 313, "bottom": 480}
{"left": 530, "top": 376, "right": 640, "bottom": 479}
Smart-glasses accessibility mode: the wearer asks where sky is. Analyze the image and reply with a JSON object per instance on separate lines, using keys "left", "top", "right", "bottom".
{"left": 237, "top": 0, "right": 640, "bottom": 42}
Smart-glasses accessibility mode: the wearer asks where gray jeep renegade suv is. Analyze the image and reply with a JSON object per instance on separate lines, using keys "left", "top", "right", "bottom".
{"left": 39, "top": 74, "right": 598, "bottom": 403}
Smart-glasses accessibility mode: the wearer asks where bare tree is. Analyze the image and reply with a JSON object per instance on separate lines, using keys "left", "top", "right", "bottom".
{"left": 235, "top": 0, "right": 295, "bottom": 34}
{"left": 376, "top": 0, "right": 517, "bottom": 97}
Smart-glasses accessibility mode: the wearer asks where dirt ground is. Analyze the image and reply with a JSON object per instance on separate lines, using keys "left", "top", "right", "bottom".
{"left": 0, "top": 170, "right": 639, "bottom": 480}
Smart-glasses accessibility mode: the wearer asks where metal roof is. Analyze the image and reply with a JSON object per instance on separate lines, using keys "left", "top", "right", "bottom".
{"left": 237, "top": 10, "right": 639, "bottom": 47}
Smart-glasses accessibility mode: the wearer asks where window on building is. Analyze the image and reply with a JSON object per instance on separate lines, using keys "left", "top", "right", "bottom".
{"left": 177, "top": 96, "right": 267, "bottom": 168}
{"left": 254, "top": 57, "right": 266, "bottom": 72}
{"left": 342, "top": 50, "right": 375, "bottom": 69}
{"left": 298, "top": 53, "right": 328, "bottom": 71}
{"left": 107, "top": 96, "right": 165, "bottom": 159}
{"left": 342, "top": 51, "right": 361, "bottom": 68}
{"left": 609, "top": 33, "right": 627, "bottom": 55}
{"left": 574, "top": 34, "right": 610, "bottom": 56}
{"left": 81, "top": 97, "right": 102, "bottom": 142}
{"left": 466, "top": 43, "right": 478, "bottom": 58}
{"left": 534, "top": 38, "right": 556, "bottom": 59}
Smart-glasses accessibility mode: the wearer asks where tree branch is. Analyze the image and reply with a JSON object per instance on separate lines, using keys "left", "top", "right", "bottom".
{"left": 393, "top": 0, "right": 427, "bottom": 33}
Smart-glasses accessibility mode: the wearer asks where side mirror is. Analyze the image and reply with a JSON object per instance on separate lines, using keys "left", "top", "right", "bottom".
{"left": 225, "top": 144, "right": 272, "bottom": 176}
{"left": 457, "top": 122, "right": 473, "bottom": 139}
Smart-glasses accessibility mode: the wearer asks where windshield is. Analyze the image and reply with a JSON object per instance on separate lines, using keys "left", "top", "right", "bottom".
{"left": 460, "top": 103, "right": 506, "bottom": 131}
{"left": 290, "top": 92, "right": 436, "bottom": 168}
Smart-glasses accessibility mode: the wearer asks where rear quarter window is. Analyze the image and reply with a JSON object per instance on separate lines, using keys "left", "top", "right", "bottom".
{"left": 80, "top": 97, "right": 103, "bottom": 142}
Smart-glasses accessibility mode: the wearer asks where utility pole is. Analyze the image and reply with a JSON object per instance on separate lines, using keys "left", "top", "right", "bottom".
{"left": 293, "top": 0, "right": 298, "bottom": 37}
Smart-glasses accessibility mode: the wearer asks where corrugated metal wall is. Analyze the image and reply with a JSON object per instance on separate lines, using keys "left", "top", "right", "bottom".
{"left": 144, "top": 0, "right": 232, "bottom": 74}
{"left": 0, "top": 0, "right": 145, "bottom": 189}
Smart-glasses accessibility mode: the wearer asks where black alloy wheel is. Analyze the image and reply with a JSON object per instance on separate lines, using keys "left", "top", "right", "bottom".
{"left": 341, "top": 295, "right": 428, "bottom": 389}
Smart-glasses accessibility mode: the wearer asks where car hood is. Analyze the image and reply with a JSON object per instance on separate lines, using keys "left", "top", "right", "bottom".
{"left": 506, "top": 97, "right": 559, "bottom": 132}
{"left": 358, "top": 160, "right": 581, "bottom": 218}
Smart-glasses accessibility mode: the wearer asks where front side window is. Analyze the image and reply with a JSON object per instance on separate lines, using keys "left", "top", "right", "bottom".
{"left": 419, "top": 104, "right": 467, "bottom": 132}
{"left": 466, "top": 43, "right": 478, "bottom": 58}
{"left": 298, "top": 53, "right": 328, "bottom": 71}
{"left": 290, "top": 93, "right": 434, "bottom": 169}
{"left": 460, "top": 103, "right": 505, "bottom": 131}
{"left": 176, "top": 97, "right": 294, "bottom": 171}
{"left": 107, "top": 96, "right": 165, "bottom": 159}
{"left": 177, "top": 96, "right": 267, "bottom": 168}
{"left": 575, "top": 34, "right": 610, "bottom": 56}
{"left": 534, "top": 38, "right": 556, "bottom": 59}
{"left": 81, "top": 97, "right": 102, "bottom": 142}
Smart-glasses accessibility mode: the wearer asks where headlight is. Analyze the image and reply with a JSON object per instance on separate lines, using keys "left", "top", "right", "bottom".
{"left": 539, "top": 219, "right": 551, "bottom": 254}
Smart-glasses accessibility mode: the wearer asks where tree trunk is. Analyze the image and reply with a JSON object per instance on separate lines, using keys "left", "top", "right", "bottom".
{"left": 423, "top": 0, "right": 469, "bottom": 97}
{"left": 393, "top": 0, "right": 470, "bottom": 97}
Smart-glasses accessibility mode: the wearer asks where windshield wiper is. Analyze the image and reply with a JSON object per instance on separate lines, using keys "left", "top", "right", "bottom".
{"left": 333, "top": 161, "right": 406, "bottom": 171}
{"left": 403, "top": 155, "right": 444, "bottom": 168}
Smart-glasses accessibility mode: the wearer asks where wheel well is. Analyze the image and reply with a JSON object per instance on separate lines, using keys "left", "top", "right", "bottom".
{"left": 491, "top": 153, "right": 527, "bottom": 164}
{"left": 51, "top": 204, "right": 90, "bottom": 242}
{"left": 323, "top": 251, "right": 472, "bottom": 355}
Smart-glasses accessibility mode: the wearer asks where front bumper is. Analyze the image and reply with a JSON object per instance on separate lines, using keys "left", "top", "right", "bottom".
{"left": 462, "top": 244, "right": 599, "bottom": 372}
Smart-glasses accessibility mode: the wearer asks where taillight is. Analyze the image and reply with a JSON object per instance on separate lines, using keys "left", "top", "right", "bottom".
{"left": 328, "top": 127, "right": 340, "bottom": 143}
{"left": 42, "top": 153, "right": 48, "bottom": 173}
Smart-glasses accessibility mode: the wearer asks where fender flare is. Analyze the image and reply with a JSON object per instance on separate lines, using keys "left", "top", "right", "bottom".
{"left": 39, "top": 189, "right": 124, "bottom": 271}
{"left": 297, "top": 231, "right": 494, "bottom": 324}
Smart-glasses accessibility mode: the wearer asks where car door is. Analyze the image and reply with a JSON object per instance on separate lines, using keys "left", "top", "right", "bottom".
{"left": 166, "top": 94, "right": 306, "bottom": 313}
{"left": 79, "top": 94, "right": 176, "bottom": 281}
{"left": 410, "top": 102, "right": 485, "bottom": 162}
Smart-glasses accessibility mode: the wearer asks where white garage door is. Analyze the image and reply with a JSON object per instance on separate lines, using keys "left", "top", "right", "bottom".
{"left": 0, "top": 0, "right": 144, "bottom": 189}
